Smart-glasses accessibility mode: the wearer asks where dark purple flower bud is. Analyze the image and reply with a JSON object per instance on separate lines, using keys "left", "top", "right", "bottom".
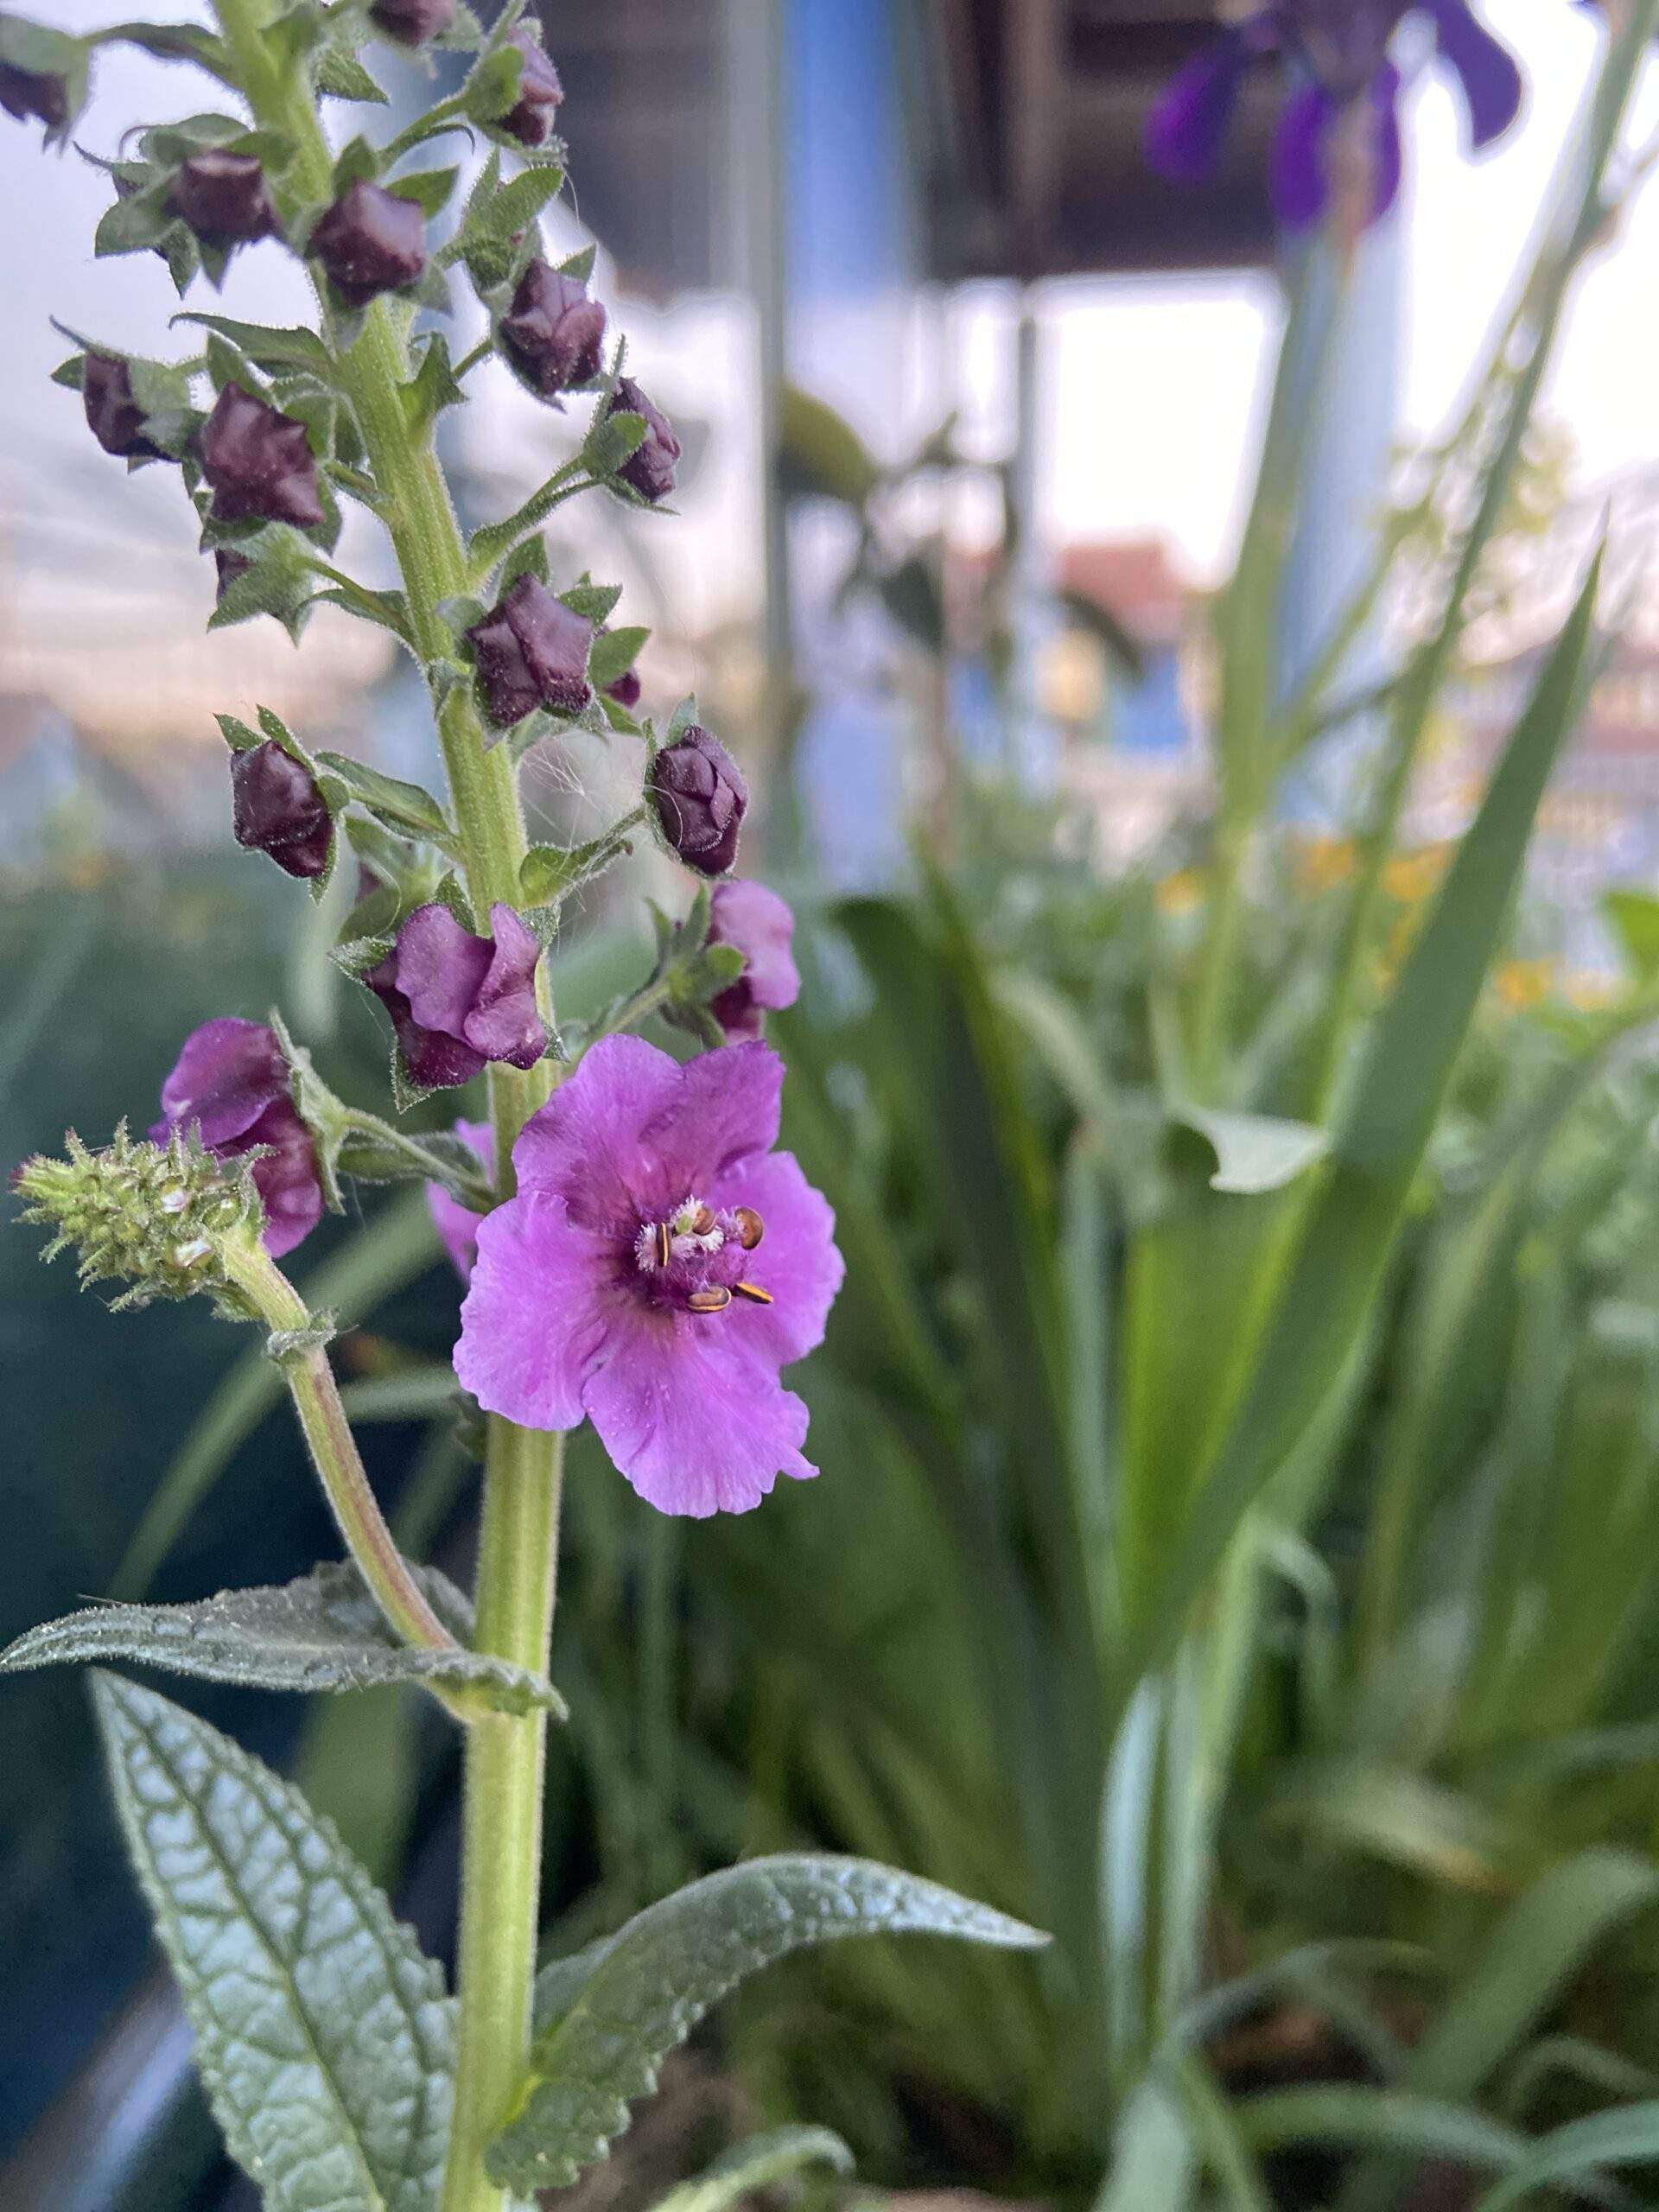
{"left": 649, "top": 724, "right": 747, "bottom": 876}
{"left": 466, "top": 575, "right": 594, "bottom": 728}
{"left": 82, "top": 354, "right": 164, "bottom": 461}
{"left": 500, "top": 26, "right": 564, "bottom": 147}
{"left": 370, "top": 0, "right": 455, "bottom": 44}
{"left": 705, "top": 880, "right": 800, "bottom": 1042}
{"left": 214, "top": 547, "right": 252, "bottom": 601}
{"left": 309, "top": 179, "right": 428, "bottom": 308}
{"left": 606, "top": 667, "right": 641, "bottom": 711}
{"left": 499, "top": 261, "right": 606, "bottom": 398}
{"left": 231, "top": 740, "right": 334, "bottom": 880}
{"left": 0, "top": 62, "right": 67, "bottom": 130}
{"left": 365, "top": 902, "right": 546, "bottom": 1090}
{"left": 149, "top": 1018, "right": 324, "bottom": 1256}
{"left": 606, "top": 376, "right": 681, "bottom": 504}
{"left": 166, "top": 149, "right": 278, "bottom": 247}
{"left": 200, "top": 382, "right": 325, "bottom": 530}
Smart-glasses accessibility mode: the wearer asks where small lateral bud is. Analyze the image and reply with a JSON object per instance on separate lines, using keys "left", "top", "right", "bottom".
{"left": 606, "top": 375, "right": 681, "bottom": 504}
{"left": 500, "top": 26, "right": 564, "bottom": 147}
{"left": 309, "top": 180, "right": 427, "bottom": 308}
{"left": 167, "top": 149, "right": 278, "bottom": 246}
{"left": 370, "top": 0, "right": 455, "bottom": 43}
{"left": 648, "top": 723, "right": 747, "bottom": 876}
{"left": 499, "top": 261, "right": 606, "bottom": 398}
{"left": 0, "top": 61, "right": 68, "bottom": 130}
{"left": 230, "top": 740, "right": 334, "bottom": 880}
{"left": 82, "top": 354, "right": 164, "bottom": 461}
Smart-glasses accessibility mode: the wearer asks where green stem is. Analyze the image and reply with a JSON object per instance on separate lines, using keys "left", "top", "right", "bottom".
{"left": 204, "top": 10, "right": 569, "bottom": 2206}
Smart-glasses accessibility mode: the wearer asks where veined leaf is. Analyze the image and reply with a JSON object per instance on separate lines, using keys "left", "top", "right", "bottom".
{"left": 648, "top": 2128, "right": 854, "bottom": 2212}
{"left": 92, "top": 1672, "right": 453, "bottom": 2212}
{"left": 4, "top": 1562, "right": 564, "bottom": 1717}
{"left": 489, "top": 1853, "right": 1046, "bottom": 2193}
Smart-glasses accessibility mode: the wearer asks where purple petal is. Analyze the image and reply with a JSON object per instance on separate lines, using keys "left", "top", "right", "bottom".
{"left": 513, "top": 1034, "right": 686, "bottom": 1232}
{"left": 639, "top": 1041, "right": 785, "bottom": 1198}
{"left": 394, "top": 903, "right": 494, "bottom": 1042}
{"left": 581, "top": 1313, "right": 817, "bottom": 1516}
{"left": 1367, "top": 61, "right": 1404, "bottom": 222}
{"left": 153, "top": 1018, "right": 290, "bottom": 1149}
{"left": 454, "top": 1193, "right": 613, "bottom": 1428}
{"left": 427, "top": 1117, "right": 491, "bottom": 1283}
{"left": 708, "top": 880, "right": 800, "bottom": 1033}
{"left": 461, "top": 903, "right": 546, "bottom": 1071}
{"left": 1424, "top": 0, "right": 1522, "bottom": 149}
{"left": 706, "top": 1149, "right": 843, "bottom": 1369}
{"left": 1270, "top": 77, "right": 1338, "bottom": 228}
{"left": 1146, "top": 36, "right": 1254, "bottom": 181}
{"left": 246, "top": 1098, "right": 325, "bottom": 1257}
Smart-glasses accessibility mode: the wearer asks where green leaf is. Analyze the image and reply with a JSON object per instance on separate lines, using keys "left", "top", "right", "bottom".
{"left": 1471, "top": 2102, "right": 1659, "bottom": 2212}
{"left": 91, "top": 1671, "right": 454, "bottom": 2212}
{"left": 777, "top": 383, "right": 882, "bottom": 506}
{"left": 467, "top": 461, "right": 583, "bottom": 573}
{"left": 174, "top": 312, "right": 336, "bottom": 378}
{"left": 1172, "top": 1103, "right": 1331, "bottom": 1195}
{"left": 589, "top": 624, "right": 648, "bottom": 688}
{"left": 1097, "top": 2076, "right": 1198, "bottom": 2212}
{"left": 1603, "top": 887, "right": 1659, "bottom": 982}
{"left": 388, "top": 164, "right": 460, "bottom": 218}
{"left": 313, "top": 751, "right": 455, "bottom": 844}
{"left": 490, "top": 1854, "right": 1046, "bottom": 2192}
{"left": 452, "top": 154, "right": 566, "bottom": 290}
{"left": 7, "top": 1562, "right": 564, "bottom": 1715}
{"left": 518, "top": 821, "right": 640, "bottom": 906}
{"left": 1123, "top": 555, "right": 1605, "bottom": 1689}
{"left": 316, "top": 41, "right": 389, "bottom": 102}
{"left": 648, "top": 2129, "right": 854, "bottom": 2212}
{"left": 1236, "top": 2086, "right": 1529, "bottom": 2173}
{"left": 402, "top": 333, "right": 467, "bottom": 437}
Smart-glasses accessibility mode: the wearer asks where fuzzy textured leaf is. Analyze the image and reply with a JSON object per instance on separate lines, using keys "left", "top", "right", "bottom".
{"left": 490, "top": 1853, "right": 1046, "bottom": 2192}
{"left": 649, "top": 2128, "right": 854, "bottom": 2212}
{"left": 92, "top": 1671, "right": 454, "bottom": 2212}
{"left": 7, "top": 1563, "right": 563, "bottom": 1715}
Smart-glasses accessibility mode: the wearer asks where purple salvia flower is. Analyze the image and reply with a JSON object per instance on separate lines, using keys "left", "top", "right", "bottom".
{"left": 1146, "top": 0, "right": 1522, "bottom": 230}
{"left": 454, "top": 1036, "right": 843, "bottom": 1516}
{"left": 230, "top": 740, "right": 334, "bottom": 880}
{"left": 705, "top": 881, "right": 800, "bottom": 1042}
{"left": 166, "top": 149, "right": 279, "bottom": 246}
{"left": 309, "top": 180, "right": 428, "bottom": 308}
{"left": 500, "top": 26, "right": 564, "bottom": 148}
{"left": 200, "top": 383, "right": 325, "bottom": 530}
{"left": 82, "top": 355, "right": 163, "bottom": 461}
{"left": 606, "top": 375, "right": 681, "bottom": 503}
{"left": 427, "top": 1117, "right": 492, "bottom": 1282}
{"left": 499, "top": 261, "right": 607, "bottom": 398}
{"left": 149, "top": 1018, "right": 323, "bottom": 1257}
{"left": 649, "top": 723, "right": 747, "bottom": 876}
{"left": 466, "top": 574, "right": 594, "bottom": 728}
{"left": 366, "top": 901, "right": 546, "bottom": 1090}
{"left": 371, "top": 0, "right": 455, "bottom": 44}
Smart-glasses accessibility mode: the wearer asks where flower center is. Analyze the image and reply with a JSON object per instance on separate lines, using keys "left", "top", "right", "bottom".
{"left": 632, "top": 1195, "right": 769, "bottom": 1314}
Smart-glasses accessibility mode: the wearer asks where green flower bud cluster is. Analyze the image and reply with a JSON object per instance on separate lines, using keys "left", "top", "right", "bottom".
{"left": 14, "top": 1123, "right": 264, "bottom": 1314}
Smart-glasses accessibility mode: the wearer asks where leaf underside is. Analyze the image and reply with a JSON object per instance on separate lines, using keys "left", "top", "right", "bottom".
{"left": 490, "top": 1852, "right": 1046, "bottom": 2193}
{"left": 92, "top": 1670, "right": 454, "bottom": 2212}
{"left": 5, "top": 1561, "right": 563, "bottom": 1715}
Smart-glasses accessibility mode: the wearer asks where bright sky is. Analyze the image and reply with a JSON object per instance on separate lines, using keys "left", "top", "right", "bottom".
{"left": 0, "top": 0, "right": 1652, "bottom": 609}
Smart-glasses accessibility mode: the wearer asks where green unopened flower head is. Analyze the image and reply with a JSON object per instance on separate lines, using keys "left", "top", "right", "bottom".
{"left": 12, "top": 1123, "right": 264, "bottom": 1315}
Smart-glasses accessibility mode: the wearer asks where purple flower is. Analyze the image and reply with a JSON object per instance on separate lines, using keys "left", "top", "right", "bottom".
{"left": 231, "top": 740, "right": 334, "bottom": 880}
{"left": 82, "top": 355, "right": 163, "bottom": 461}
{"left": 455, "top": 1036, "right": 842, "bottom": 1516}
{"left": 200, "top": 383, "right": 325, "bottom": 530}
{"left": 366, "top": 902, "right": 546, "bottom": 1090}
{"left": 0, "top": 61, "right": 68, "bottom": 130}
{"left": 705, "top": 882, "right": 800, "bottom": 1042}
{"left": 649, "top": 723, "right": 747, "bottom": 876}
{"left": 427, "top": 1117, "right": 491, "bottom": 1282}
{"left": 1146, "top": 1, "right": 1522, "bottom": 229}
{"left": 309, "top": 180, "right": 428, "bottom": 308}
{"left": 150, "top": 1018, "right": 323, "bottom": 1258}
{"left": 606, "top": 376, "right": 681, "bottom": 503}
{"left": 499, "top": 261, "right": 607, "bottom": 398}
{"left": 166, "top": 149, "right": 278, "bottom": 246}
{"left": 466, "top": 574, "right": 594, "bottom": 728}
{"left": 500, "top": 26, "right": 564, "bottom": 148}
{"left": 371, "top": 0, "right": 454, "bottom": 43}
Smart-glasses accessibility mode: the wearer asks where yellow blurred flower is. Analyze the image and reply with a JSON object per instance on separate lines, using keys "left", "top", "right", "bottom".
{"left": 1294, "top": 835, "right": 1356, "bottom": 893}
{"left": 1156, "top": 867, "right": 1207, "bottom": 917}
{"left": 1383, "top": 842, "right": 1452, "bottom": 904}
{"left": 1491, "top": 958, "right": 1554, "bottom": 1012}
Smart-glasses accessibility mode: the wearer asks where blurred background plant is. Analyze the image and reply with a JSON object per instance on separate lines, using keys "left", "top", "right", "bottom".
{"left": 10, "top": 2, "right": 1659, "bottom": 2209}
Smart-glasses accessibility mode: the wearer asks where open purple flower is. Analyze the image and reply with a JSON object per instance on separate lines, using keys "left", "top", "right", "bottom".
{"left": 1146, "top": 0, "right": 1522, "bottom": 229}
{"left": 705, "top": 881, "right": 800, "bottom": 1042}
{"left": 455, "top": 1035, "right": 843, "bottom": 1516}
{"left": 427, "top": 1117, "right": 491, "bottom": 1282}
{"left": 365, "top": 901, "right": 546, "bottom": 1090}
{"left": 150, "top": 1018, "right": 323, "bottom": 1258}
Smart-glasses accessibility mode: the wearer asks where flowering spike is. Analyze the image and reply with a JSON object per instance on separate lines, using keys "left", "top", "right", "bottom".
{"left": 13, "top": 1123, "right": 264, "bottom": 1314}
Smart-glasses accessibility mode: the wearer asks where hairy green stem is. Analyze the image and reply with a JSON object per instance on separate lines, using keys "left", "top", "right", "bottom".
{"left": 205, "top": 8, "right": 567, "bottom": 2204}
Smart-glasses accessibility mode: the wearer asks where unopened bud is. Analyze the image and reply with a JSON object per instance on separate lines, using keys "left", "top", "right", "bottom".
{"left": 370, "top": 0, "right": 454, "bottom": 43}
{"left": 606, "top": 375, "right": 680, "bottom": 504}
{"left": 309, "top": 179, "right": 427, "bottom": 308}
{"left": 200, "top": 382, "right": 324, "bottom": 530}
{"left": 499, "top": 261, "right": 605, "bottom": 397}
{"left": 231, "top": 740, "right": 334, "bottom": 880}
{"left": 466, "top": 575, "right": 594, "bottom": 728}
{"left": 82, "top": 354, "right": 164, "bottom": 461}
{"left": 167, "top": 149, "right": 278, "bottom": 246}
{"left": 500, "top": 26, "right": 563, "bottom": 147}
{"left": 649, "top": 724, "right": 747, "bottom": 876}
